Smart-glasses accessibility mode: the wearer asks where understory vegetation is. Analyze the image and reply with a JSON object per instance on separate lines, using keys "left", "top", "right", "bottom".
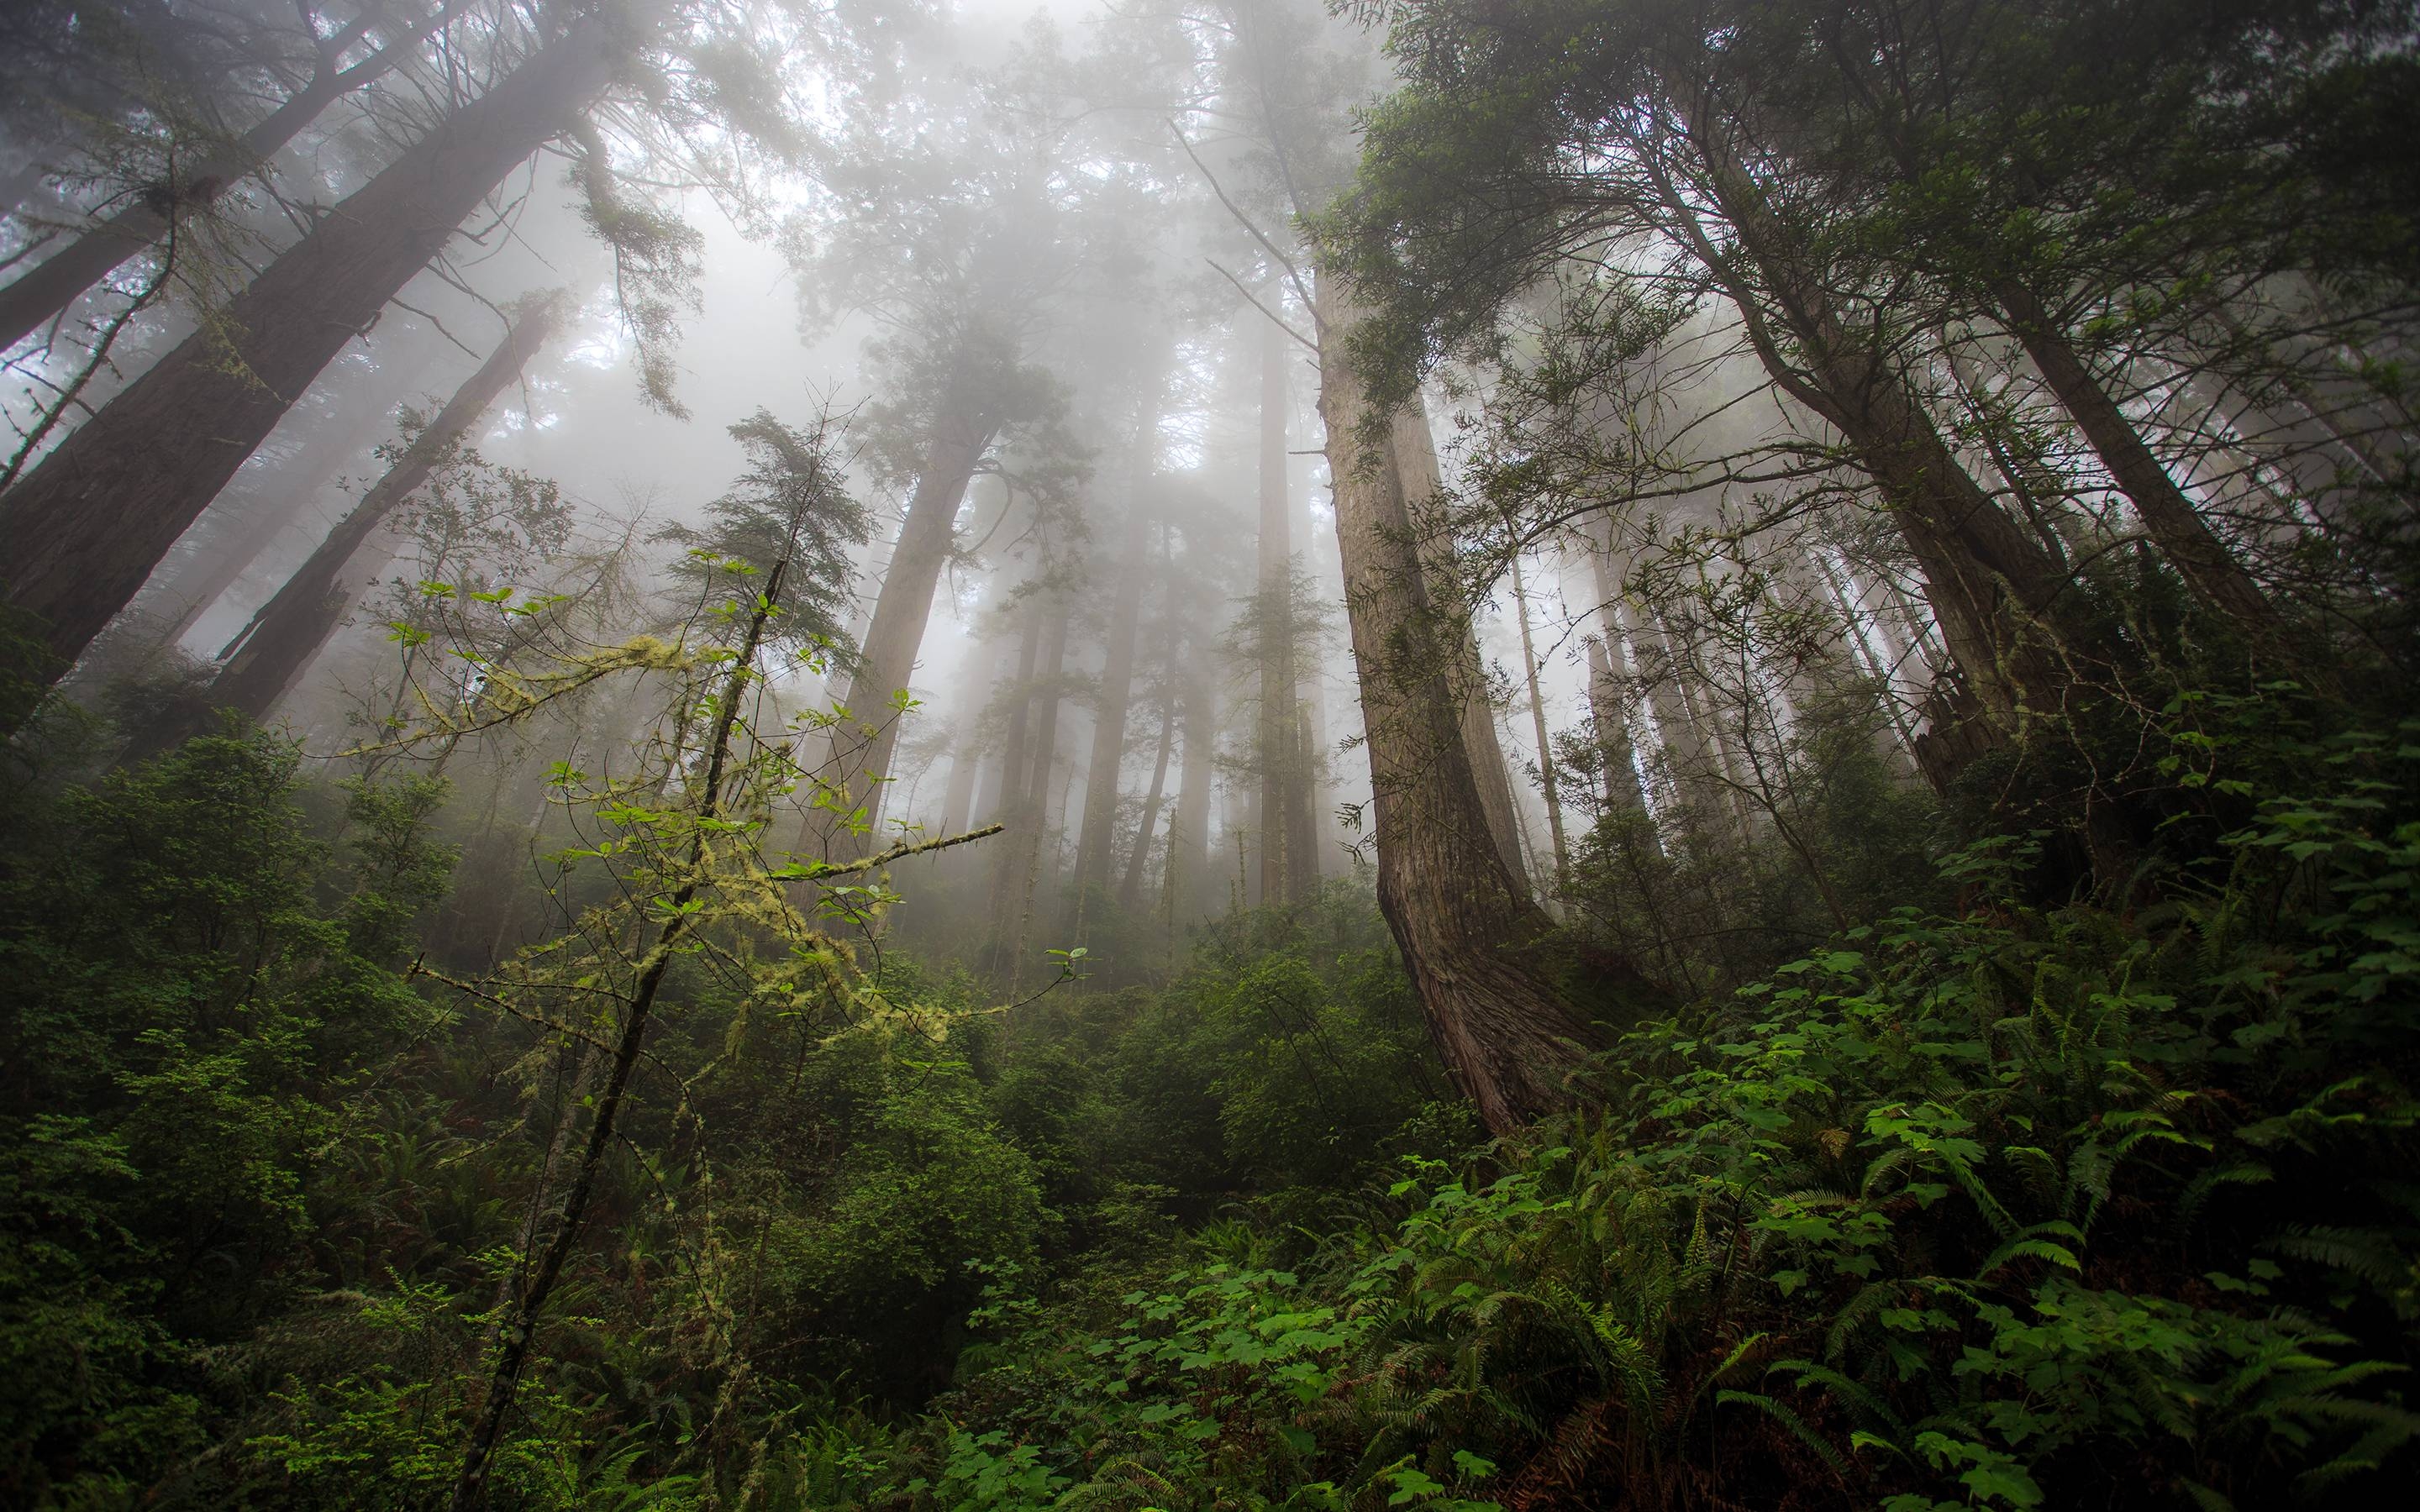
{"left": 5, "top": 661, "right": 2416, "bottom": 1510}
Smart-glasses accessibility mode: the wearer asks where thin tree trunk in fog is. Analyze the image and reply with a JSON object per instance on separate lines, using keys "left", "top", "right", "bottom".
{"left": 939, "top": 738, "right": 980, "bottom": 837}
{"left": 1510, "top": 554, "right": 1568, "bottom": 893}
{"left": 1073, "top": 391, "right": 1161, "bottom": 906}
{"left": 1016, "top": 612, "right": 1072, "bottom": 978}
{"left": 1118, "top": 696, "right": 1176, "bottom": 910}
{"left": 1387, "top": 402, "right": 1531, "bottom": 890}
{"left": 987, "top": 600, "right": 1044, "bottom": 827}
{"left": 987, "top": 596, "right": 1065, "bottom": 977}
{"left": 0, "top": 18, "right": 620, "bottom": 690}
{"left": 1581, "top": 540, "right": 1650, "bottom": 816}
{"left": 1318, "top": 271, "right": 1613, "bottom": 1135}
{"left": 808, "top": 381, "right": 998, "bottom": 856}
{"left": 1254, "top": 311, "right": 1309, "bottom": 907}
{"left": 1991, "top": 281, "right": 2278, "bottom": 628}
{"left": 450, "top": 553, "right": 783, "bottom": 1512}
{"left": 1812, "top": 554, "right": 1923, "bottom": 769}
{"left": 1296, "top": 445, "right": 1334, "bottom": 888}
{"left": 176, "top": 294, "right": 563, "bottom": 734}
{"left": 0, "top": 7, "right": 446, "bottom": 356}
{"left": 939, "top": 627, "right": 1008, "bottom": 834}
{"left": 145, "top": 354, "right": 429, "bottom": 649}
{"left": 1171, "top": 648, "right": 1215, "bottom": 922}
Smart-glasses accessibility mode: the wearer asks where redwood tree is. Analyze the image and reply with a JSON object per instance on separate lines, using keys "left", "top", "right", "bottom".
{"left": 189, "top": 292, "right": 569, "bottom": 729}
{"left": 1318, "top": 272, "right": 1611, "bottom": 1133}
{"left": 0, "top": 1, "right": 450, "bottom": 354}
{"left": 0, "top": 13, "right": 625, "bottom": 686}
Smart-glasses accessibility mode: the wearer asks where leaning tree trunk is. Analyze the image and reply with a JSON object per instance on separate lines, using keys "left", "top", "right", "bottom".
{"left": 0, "top": 5, "right": 446, "bottom": 354}
{"left": 804, "top": 381, "right": 998, "bottom": 858}
{"left": 1671, "top": 144, "right": 2083, "bottom": 732}
{"left": 1992, "top": 279, "right": 2278, "bottom": 629}
{"left": 0, "top": 17, "right": 620, "bottom": 692}
{"left": 1318, "top": 270, "right": 1607, "bottom": 1135}
{"left": 141, "top": 341, "right": 438, "bottom": 649}
{"left": 1072, "top": 389, "right": 1162, "bottom": 905}
{"left": 182, "top": 293, "right": 565, "bottom": 732}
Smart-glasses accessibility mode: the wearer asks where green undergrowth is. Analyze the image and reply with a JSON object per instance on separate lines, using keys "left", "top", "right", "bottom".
{"left": 802, "top": 718, "right": 2420, "bottom": 1511}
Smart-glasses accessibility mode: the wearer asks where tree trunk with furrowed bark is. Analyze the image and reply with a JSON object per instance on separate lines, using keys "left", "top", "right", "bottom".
{"left": 1318, "top": 270, "right": 1607, "bottom": 1134}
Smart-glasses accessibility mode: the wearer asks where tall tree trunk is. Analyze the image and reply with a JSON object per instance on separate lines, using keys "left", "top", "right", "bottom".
{"left": 1171, "top": 643, "right": 1215, "bottom": 922}
{"left": 1387, "top": 402, "right": 1531, "bottom": 888}
{"left": 1072, "top": 391, "right": 1162, "bottom": 904}
{"left": 144, "top": 340, "right": 439, "bottom": 649}
{"left": 939, "top": 739, "right": 981, "bottom": 837}
{"left": 977, "top": 596, "right": 1044, "bottom": 971}
{"left": 0, "top": 5, "right": 446, "bottom": 354}
{"left": 166, "top": 294, "right": 563, "bottom": 736}
{"left": 939, "top": 623, "right": 1012, "bottom": 835}
{"left": 1810, "top": 553, "right": 1923, "bottom": 769}
{"left": 0, "top": 16, "right": 621, "bottom": 688}
{"left": 806, "top": 381, "right": 997, "bottom": 857}
{"left": 1118, "top": 696, "right": 1176, "bottom": 911}
{"left": 1581, "top": 538, "right": 1651, "bottom": 816}
{"left": 1318, "top": 270, "right": 1611, "bottom": 1135}
{"left": 1664, "top": 149, "right": 2081, "bottom": 748}
{"left": 986, "top": 594, "right": 1065, "bottom": 979}
{"left": 1993, "top": 280, "right": 2277, "bottom": 628}
{"left": 1297, "top": 447, "right": 1336, "bottom": 888}
{"left": 1509, "top": 553, "right": 1569, "bottom": 893}
{"left": 1254, "top": 310, "right": 1306, "bottom": 907}
{"left": 986, "top": 598, "right": 1044, "bottom": 827}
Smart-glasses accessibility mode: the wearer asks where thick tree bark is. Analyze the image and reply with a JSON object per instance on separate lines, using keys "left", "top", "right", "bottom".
{"left": 1387, "top": 402, "right": 1532, "bottom": 890}
{"left": 180, "top": 294, "right": 563, "bottom": 732}
{"left": 1994, "top": 281, "right": 2277, "bottom": 628}
{"left": 807, "top": 384, "right": 997, "bottom": 857}
{"left": 1318, "top": 271, "right": 1607, "bottom": 1135}
{"left": 0, "top": 5, "right": 445, "bottom": 354}
{"left": 1072, "top": 395, "right": 1161, "bottom": 904}
{"left": 0, "top": 17, "right": 619, "bottom": 687}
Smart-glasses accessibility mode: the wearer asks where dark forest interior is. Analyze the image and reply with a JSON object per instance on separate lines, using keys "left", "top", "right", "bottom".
{"left": 3, "top": 2, "right": 2418, "bottom": 1508}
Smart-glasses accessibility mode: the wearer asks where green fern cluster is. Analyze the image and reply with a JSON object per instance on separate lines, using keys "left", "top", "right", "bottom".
{"left": 823, "top": 720, "right": 2420, "bottom": 1511}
